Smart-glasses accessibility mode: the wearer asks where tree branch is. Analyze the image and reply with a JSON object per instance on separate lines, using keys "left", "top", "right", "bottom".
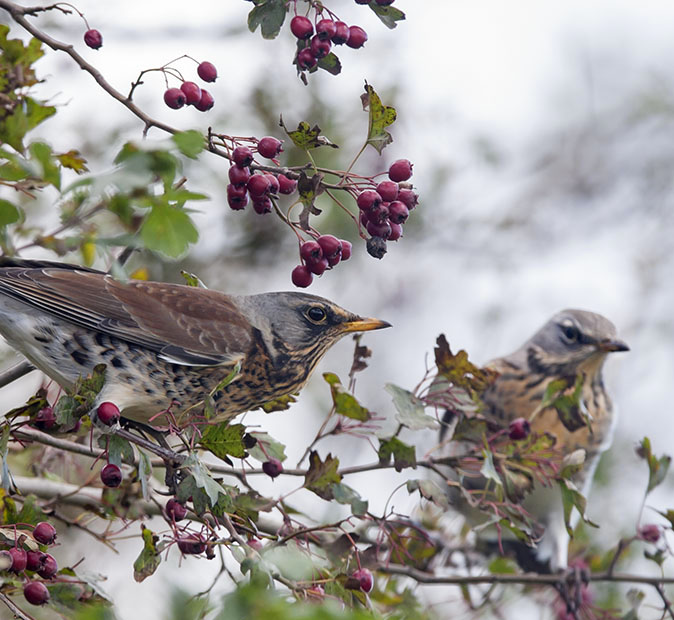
{"left": 0, "top": 592, "right": 34, "bottom": 620}
{"left": 0, "top": 360, "right": 35, "bottom": 389}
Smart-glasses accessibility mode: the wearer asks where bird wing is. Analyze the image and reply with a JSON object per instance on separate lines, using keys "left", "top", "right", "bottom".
{"left": 0, "top": 263, "right": 252, "bottom": 367}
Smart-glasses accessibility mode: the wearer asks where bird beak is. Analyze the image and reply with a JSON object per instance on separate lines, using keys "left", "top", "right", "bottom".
{"left": 597, "top": 339, "right": 629, "bottom": 353}
{"left": 341, "top": 316, "right": 392, "bottom": 333}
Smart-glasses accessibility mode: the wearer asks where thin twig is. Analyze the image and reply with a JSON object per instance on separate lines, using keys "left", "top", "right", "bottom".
{"left": 0, "top": 360, "right": 35, "bottom": 389}
{"left": 0, "top": 591, "right": 35, "bottom": 620}
{"left": 655, "top": 582, "right": 674, "bottom": 620}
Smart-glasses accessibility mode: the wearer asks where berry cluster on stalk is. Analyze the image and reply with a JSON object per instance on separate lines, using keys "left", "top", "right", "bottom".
{"left": 162, "top": 59, "right": 217, "bottom": 112}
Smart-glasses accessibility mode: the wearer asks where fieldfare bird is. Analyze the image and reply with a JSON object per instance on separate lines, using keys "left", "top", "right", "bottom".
{"left": 0, "top": 258, "right": 390, "bottom": 424}
{"left": 440, "top": 309, "right": 628, "bottom": 572}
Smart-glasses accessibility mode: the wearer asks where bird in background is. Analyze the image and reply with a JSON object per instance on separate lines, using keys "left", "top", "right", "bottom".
{"left": 440, "top": 309, "right": 629, "bottom": 572}
{"left": 0, "top": 258, "right": 390, "bottom": 425}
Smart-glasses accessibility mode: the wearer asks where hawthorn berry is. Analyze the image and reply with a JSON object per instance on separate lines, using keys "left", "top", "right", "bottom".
{"left": 317, "top": 235, "right": 342, "bottom": 260}
{"left": 37, "top": 554, "right": 57, "bottom": 579}
{"left": 351, "top": 568, "right": 374, "bottom": 593}
{"left": 83, "top": 29, "right": 102, "bottom": 50}
{"left": 346, "top": 26, "right": 368, "bottom": 49}
{"left": 232, "top": 146, "right": 254, "bottom": 167}
{"left": 197, "top": 61, "right": 217, "bottom": 82}
{"left": 227, "top": 184, "right": 248, "bottom": 210}
{"left": 164, "top": 88, "right": 186, "bottom": 110}
{"left": 265, "top": 173, "right": 280, "bottom": 195}
{"left": 388, "top": 200, "right": 409, "bottom": 224}
{"left": 247, "top": 174, "right": 272, "bottom": 198}
{"left": 388, "top": 159, "right": 413, "bottom": 182}
{"left": 357, "top": 190, "right": 383, "bottom": 211}
{"left": 228, "top": 165, "right": 250, "bottom": 187}
{"left": 277, "top": 174, "right": 297, "bottom": 194}
{"left": 639, "top": 524, "right": 661, "bottom": 543}
{"left": 508, "top": 418, "right": 531, "bottom": 440}
{"left": 310, "top": 36, "right": 332, "bottom": 59}
{"left": 247, "top": 538, "right": 263, "bottom": 552}
{"left": 397, "top": 188, "right": 419, "bottom": 210}
{"left": 388, "top": 222, "right": 403, "bottom": 241}
{"left": 34, "top": 407, "right": 56, "bottom": 431}
{"left": 257, "top": 136, "right": 283, "bottom": 159}
{"left": 165, "top": 498, "right": 187, "bottom": 522}
{"left": 33, "top": 522, "right": 57, "bottom": 545}
{"left": 366, "top": 201, "right": 389, "bottom": 224}
{"left": 26, "top": 550, "right": 46, "bottom": 572}
{"left": 376, "top": 180, "right": 399, "bottom": 202}
{"left": 8, "top": 547, "right": 27, "bottom": 572}
{"left": 300, "top": 240, "right": 323, "bottom": 263}
{"left": 100, "top": 463, "right": 122, "bottom": 488}
{"left": 297, "top": 48, "right": 318, "bottom": 70}
{"left": 194, "top": 89, "right": 214, "bottom": 112}
{"left": 366, "top": 236, "right": 387, "bottom": 259}
{"left": 291, "top": 265, "right": 313, "bottom": 288}
{"left": 97, "top": 401, "right": 120, "bottom": 426}
{"left": 24, "top": 581, "right": 50, "bottom": 606}
{"left": 355, "top": 0, "right": 370, "bottom": 4}
{"left": 376, "top": 0, "right": 395, "bottom": 4}
{"left": 262, "top": 458, "right": 283, "bottom": 478}
{"left": 252, "top": 196, "right": 273, "bottom": 215}
{"left": 290, "top": 15, "right": 313, "bottom": 40}
{"left": 332, "top": 21, "right": 350, "bottom": 45}
{"left": 306, "top": 256, "right": 329, "bottom": 276}
{"left": 180, "top": 81, "right": 202, "bottom": 106}
{"left": 340, "top": 240, "right": 352, "bottom": 260}
{"left": 177, "top": 534, "right": 206, "bottom": 555}
{"left": 316, "top": 19, "right": 337, "bottom": 41}
{"left": 366, "top": 219, "right": 392, "bottom": 239}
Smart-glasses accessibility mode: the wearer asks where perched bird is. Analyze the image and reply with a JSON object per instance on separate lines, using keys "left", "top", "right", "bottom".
{"left": 440, "top": 309, "right": 628, "bottom": 572}
{"left": 0, "top": 258, "right": 390, "bottom": 424}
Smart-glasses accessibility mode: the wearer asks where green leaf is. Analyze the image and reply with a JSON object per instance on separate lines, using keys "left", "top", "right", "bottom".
{"left": 199, "top": 423, "right": 247, "bottom": 460}
{"left": 361, "top": 83, "right": 397, "bottom": 154}
{"left": 0, "top": 98, "right": 56, "bottom": 151}
{"left": 331, "top": 482, "right": 368, "bottom": 515}
{"left": 480, "top": 448, "right": 502, "bottom": 487}
{"left": 104, "top": 435, "right": 134, "bottom": 468}
{"left": 260, "top": 393, "right": 297, "bottom": 413}
{"left": 264, "top": 545, "right": 315, "bottom": 581}
{"left": 54, "top": 395, "right": 79, "bottom": 428}
{"left": 637, "top": 437, "right": 672, "bottom": 495}
{"left": 0, "top": 423, "right": 10, "bottom": 490}
{"left": 73, "top": 364, "right": 107, "bottom": 411}
{"left": 558, "top": 479, "right": 598, "bottom": 536}
{"left": 304, "top": 451, "right": 342, "bottom": 500}
{"left": 369, "top": 3, "right": 406, "bottom": 29}
{"left": 386, "top": 383, "right": 438, "bottom": 430}
{"left": 406, "top": 479, "right": 449, "bottom": 509}
{"left": 296, "top": 171, "right": 323, "bottom": 230}
{"left": 29, "top": 141, "right": 60, "bottom": 188}
{"left": 0, "top": 199, "right": 20, "bottom": 227}
{"left": 56, "top": 149, "right": 89, "bottom": 173}
{"left": 378, "top": 437, "right": 416, "bottom": 472}
{"left": 133, "top": 525, "right": 161, "bottom": 582}
{"left": 180, "top": 270, "right": 208, "bottom": 288}
{"left": 247, "top": 0, "right": 286, "bottom": 39}
{"left": 172, "top": 130, "right": 205, "bottom": 158}
{"left": 140, "top": 203, "right": 199, "bottom": 258}
{"left": 137, "top": 451, "right": 153, "bottom": 501}
{"left": 323, "top": 373, "right": 370, "bottom": 421}
{"left": 434, "top": 334, "right": 496, "bottom": 396}
{"left": 541, "top": 374, "right": 587, "bottom": 432}
{"left": 183, "top": 455, "right": 228, "bottom": 506}
{"left": 280, "top": 118, "right": 338, "bottom": 151}
{"left": 247, "top": 432, "right": 287, "bottom": 463}
{"left": 317, "top": 52, "right": 342, "bottom": 76}
{"left": 16, "top": 494, "right": 48, "bottom": 526}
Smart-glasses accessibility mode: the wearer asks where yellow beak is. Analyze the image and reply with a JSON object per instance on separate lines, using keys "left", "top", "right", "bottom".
{"left": 342, "top": 317, "right": 392, "bottom": 333}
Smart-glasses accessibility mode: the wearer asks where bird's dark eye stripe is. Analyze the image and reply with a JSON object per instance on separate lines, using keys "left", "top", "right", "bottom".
{"left": 307, "top": 306, "right": 327, "bottom": 322}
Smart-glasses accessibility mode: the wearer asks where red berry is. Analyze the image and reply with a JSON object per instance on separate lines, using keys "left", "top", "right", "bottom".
{"left": 332, "top": 21, "right": 350, "bottom": 45}
{"left": 257, "top": 136, "right": 283, "bottom": 159}
{"left": 26, "top": 550, "right": 47, "bottom": 572}
{"left": 197, "top": 61, "right": 217, "bottom": 82}
{"left": 262, "top": 458, "right": 283, "bottom": 478}
{"left": 163, "top": 88, "right": 186, "bottom": 110}
{"left": 194, "top": 89, "right": 214, "bottom": 112}
{"left": 366, "top": 219, "right": 392, "bottom": 239}
{"left": 508, "top": 418, "right": 531, "bottom": 441}
{"left": 247, "top": 538, "right": 263, "bottom": 552}
{"left": 97, "top": 401, "right": 120, "bottom": 426}
{"left": 306, "top": 256, "right": 329, "bottom": 276}
{"left": 227, "top": 184, "right": 248, "bottom": 210}
{"left": 83, "top": 29, "right": 102, "bottom": 50}
{"left": 297, "top": 48, "right": 318, "bottom": 70}
{"left": 33, "top": 522, "right": 57, "bottom": 545}
{"left": 376, "top": 0, "right": 395, "bottom": 4}
{"left": 290, "top": 15, "right": 313, "bottom": 40}
{"left": 388, "top": 200, "right": 409, "bottom": 224}
{"left": 340, "top": 240, "right": 352, "bottom": 260}
{"left": 265, "top": 174, "right": 280, "bottom": 195}
{"left": 388, "top": 222, "right": 403, "bottom": 241}
{"left": 232, "top": 146, "right": 254, "bottom": 167}
{"left": 388, "top": 159, "right": 413, "bottom": 182}
{"left": 228, "top": 165, "right": 250, "bottom": 187}
{"left": 366, "top": 201, "right": 389, "bottom": 224}
{"left": 356, "top": 190, "right": 382, "bottom": 211}
{"left": 165, "top": 498, "right": 187, "bottom": 522}
{"left": 252, "top": 196, "right": 273, "bottom": 215}
{"left": 351, "top": 568, "right": 374, "bottom": 593}
{"left": 101, "top": 463, "right": 122, "bottom": 488}
{"left": 180, "top": 81, "right": 202, "bottom": 106}
{"left": 8, "top": 547, "right": 27, "bottom": 572}
{"left": 278, "top": 174, "right": 297, "bottom": 194}
{"left": 317, "top": 235, "right": 342, "bottom": 260}
{"left": 376, "top": 180, "right": 399, "bottom": 202}
{"left": 316, "top": 19, "right": 337, "bottom": 41}
{"left": 177, "top": 534, "right": 205, "bottom": 555}
{"left": 300, "top": 240, "right": 323, "bottom": 263}
{"left": 397, "top": 188, "right": 419, "bottom": 210}
{"left": 639, "top": 524, "right": 661, "bottom": 543}
{"left": 346, "top": 26, "right": 368, "bottom": 49}
{"left": 247, "top": 174, "right": 272, "bottom": 197}
{"left": 292, "top": 265, "right": 313, "bottom": 288}
{"left": 24, "top": 581, "right": 50, "bottom": 605}
{"left": 37, "top": 554, "right": 57, "bottom": 579}
{"left": 310, "top": 35, "right": 332, "bottom": 59}
{"left": 34, "top": 406, "right": 56, "bottom": 431}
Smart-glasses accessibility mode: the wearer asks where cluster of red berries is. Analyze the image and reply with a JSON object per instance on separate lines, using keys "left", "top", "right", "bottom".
{"left": 164, "top": 61, "right": 217, "bottom": 112}
{"left": 226, "top": 139, "right": 297, "bottom": 212}
{"left": 1, "top": 521, "right": 59, "bottom": 606}
{"left": 95, "top": 402, "right": 126, "bottom": 488}
{"left": 292, "top": 235, "right": 352, "bottom": 288}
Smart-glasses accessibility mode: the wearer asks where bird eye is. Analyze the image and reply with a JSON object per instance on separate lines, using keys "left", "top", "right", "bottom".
{"left": 306, "top": 306, "right": 327, "bottom": 322}
{"left": 561, "top": 323, "right": 580, "bottom": 342}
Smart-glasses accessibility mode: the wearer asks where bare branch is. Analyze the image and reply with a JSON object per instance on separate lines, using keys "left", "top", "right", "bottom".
{"left": 0, "top": 592, "right": 34, "bottom": 620}
{"left": 0, "top": 360, "right": 35, "bottom": 389}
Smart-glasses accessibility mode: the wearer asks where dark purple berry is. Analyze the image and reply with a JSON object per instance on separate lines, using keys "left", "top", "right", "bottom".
{"left": 292, "top": 265, "right": 313, "bottom": 288}
{"left": 194, "top": 89, "right": 214, "bottom": 112}
{"left": 366, "top": 236, "right": 387, "bottom": 259}
{"left": 388, "top": 222, "right": 403, "bottom": 241}
{"left": 37, "top": 554, "right": 57, "bottom": 579}
{"left": 317, "top": 234, "right": 342, "bottom": 260}
{"left": 356, "top": 190, "right": 382, "bottom": 211}
{"left": 388, "top": 159, "right": 413, "bottom": 182}
{"left": 227, "top": 184, "right": 248, "bottom": 210}
{"left": 332, "top": 21, "right": 350, "bottom": 45}
{"left": 508, "top": 418, "right": 531, "bottom": 441}
{"left": 397, "top": 188, "right": 418, "bottom": 210}
{"left": 366, "top": 201, "right": 389, "bottom": 224}
{"left": 257, "top": 136, "right": 283, "bottom": 159}
{"left": 26, "top": 550, "right": 47, "bottom": 572}
{"left": 639, "top": 524, "right": 661, "bottom": 543}
{"left": 84, "top": 29, "right": 102, "bottom": 50}
{"left": 351, "top": 568, "right": 373, "bottom": 593}
{"left": 355, "top": 0, "right": 370, "bottom": 4}
{"left": 33, "top": 522, "right": 57, "bottom": 545}
{"left": 8, "top": 547, "right": 27, "bottom": 572}
{"left": 340, "top": 240, "right": 352, "bottom": 260}
{"left": 34, "top": 407, "right": 56, "bottom": 431}
{"left": 197, "top": 61, "right": 217, "bottom": 82}
{"left": 306, "top": 256, "right": 329, "bottom": 276}
{"left": 316, "top": 19, "right": 337, "bottom": 41}
{"left": 310, "top": 35, "right": 331, "bottom": 59}
{"left": 290, "top": 15, "right": 314, "bottom": 40}
{"left": 346, "top": 26, "right": 368, "bottom": 49}
{"left": 97, "top": 401, "right": 120, "bottom": 426}
{"left": 247, "top": 174, "right": 272, "bottom": 198}
{"left": 376, "top": 180, "right": 399, "bottom": 202}
{"left": 265, "top": 174, "right": 280, "bottom": 195}
{"left": 300, "top": 241, "right": 323, "bottom": 263}
{"left": 163, "top": 88, "right": 185, "bottom": 110}
{"left": 262, "top": 458, "right": 283, "bottom": 478}
{"left": 177, "top": 534, "right": 205, "bottom": 555}
{"left": 278, "top": 174, "right": 297, "bottom": 194}
{"left": 376, "top": 0, "right": 395, "bottom": 4}
{"left": 388, "top": 200, "right": 409, "bottom": 224}
{"left": 24, "top": 581, "right": 50, "bottom": 605}
{"left": 101, "top": 463, "right": 122, "bottom": 488}
{"left": 165, "top": 498, "right": 187, "bottom": 522}
{"left": 228, "top": 165, "right": 250, "bottom": 187}
{"left": 180, "top": 81, "right": 202, "bottom": 106}
{"left": 297, "top": 48, "right": 318, "bottom": 70}
{"left": 232, "top": 146, "right": 254, "bottom": 167}
{"left": 252, "top": 196, "right": 273, "bottom": 215}
{"left": 366, "top": 219, "right": 392, "bottom": 239}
